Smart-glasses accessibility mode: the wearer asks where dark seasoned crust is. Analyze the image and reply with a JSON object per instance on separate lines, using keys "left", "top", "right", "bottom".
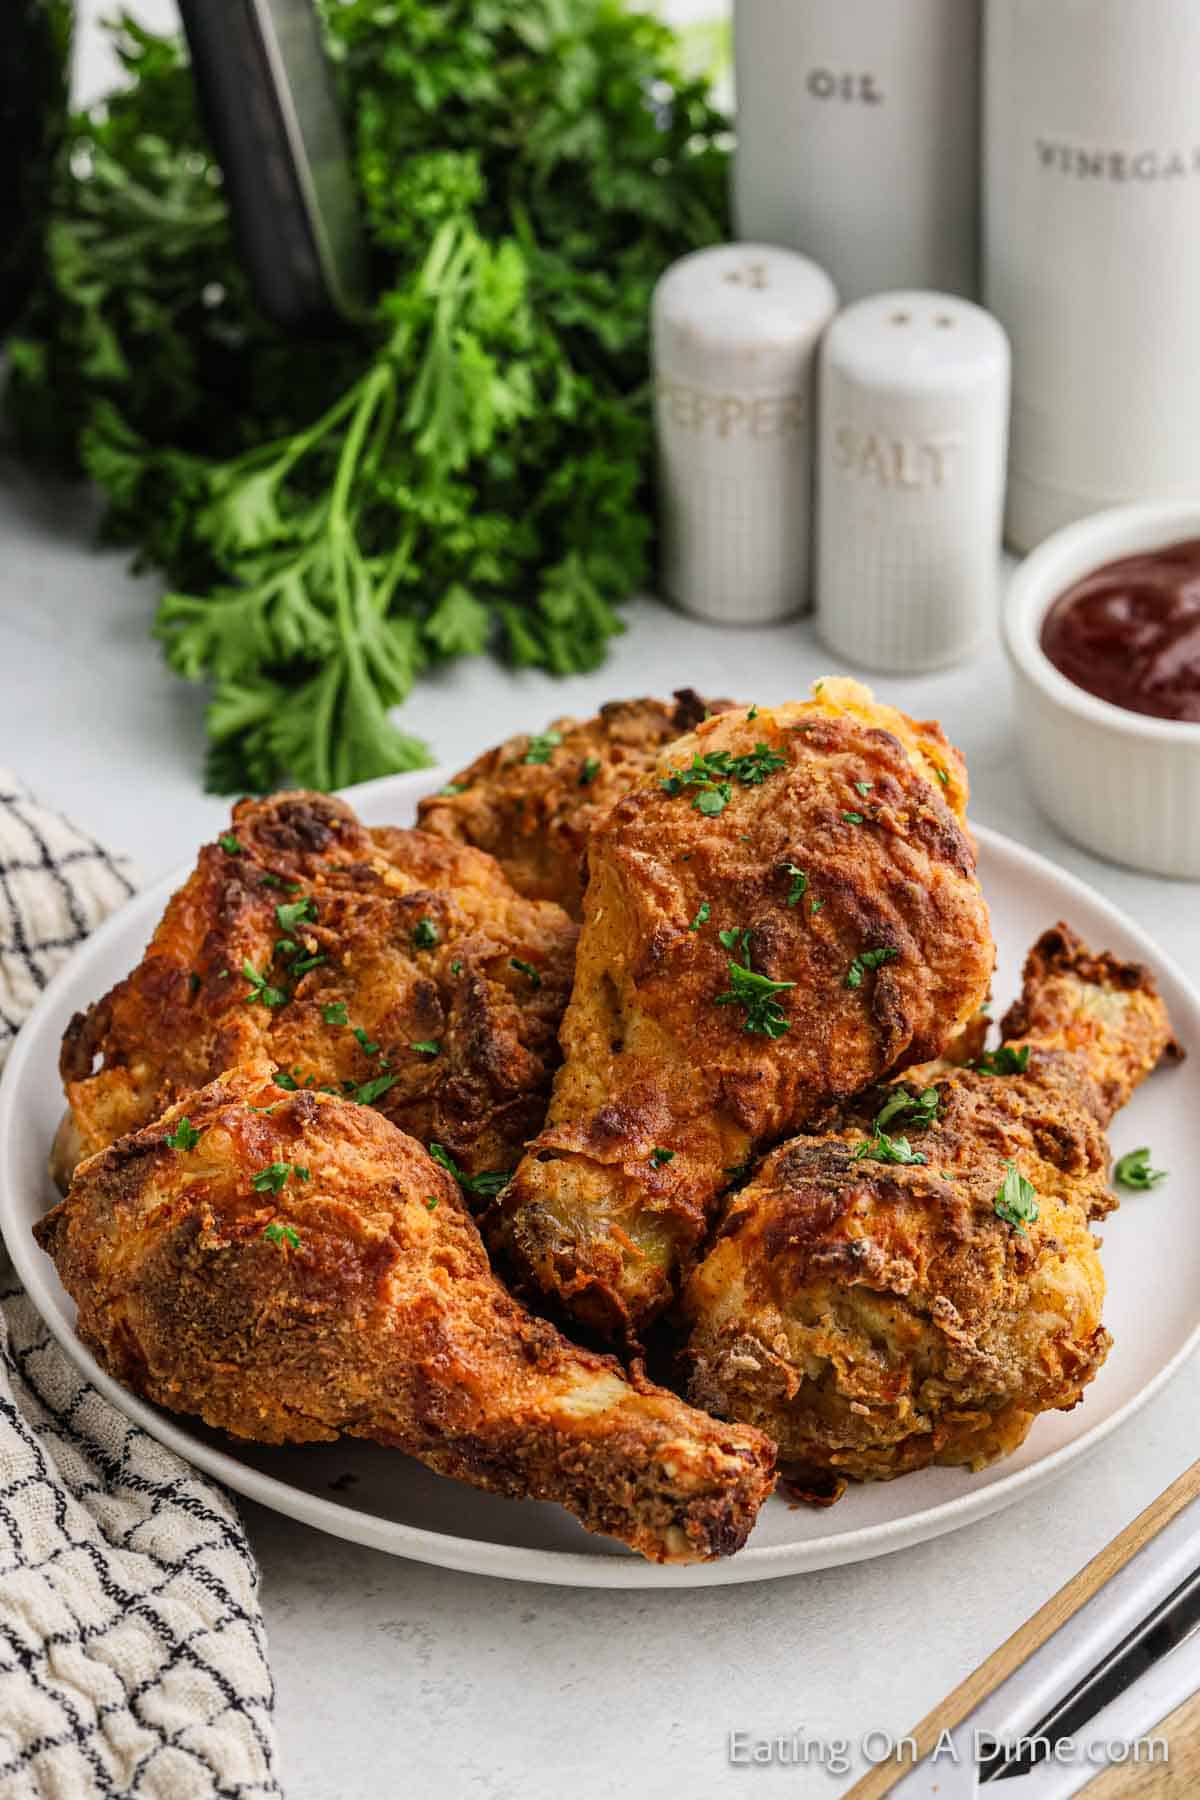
{"left": 417, "top": 691, "right": 739, "bottom": 916}
{"left": 683, "top": 922, "right": 1178, "bottom": 1494}
{"left": 37, "top": 1068, "right": 776, "bottom": 1564}
{"left": 60, "top": 792, "right": 577, "bottom": 1188}
{"left": 491, "top": 680, "right": 994, "bottom": 1339}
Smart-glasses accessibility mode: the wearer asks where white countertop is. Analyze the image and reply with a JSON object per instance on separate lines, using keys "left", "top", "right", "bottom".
{"left": 4, "top": 451, "right": 1200, "bottom": 1800}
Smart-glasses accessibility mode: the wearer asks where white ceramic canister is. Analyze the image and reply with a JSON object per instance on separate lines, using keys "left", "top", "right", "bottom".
{"left": 653, "top": 242, "right": 838, "bottom": 624}
{"left": 815, "top": 292, "right": 1010, "bottom": 674}
{"left": 733, "top": 0, "right": 981, "bottom": 305}
{"left": 985, "top": 0, "right": 1200, "bottom": 552}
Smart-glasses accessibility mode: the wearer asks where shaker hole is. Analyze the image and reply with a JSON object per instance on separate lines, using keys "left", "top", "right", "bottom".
{"left": 890, "top": 312, "right": 911, "bottom": 326}
{"left": 935, "top": 314, "right": 956, "bottom": 329}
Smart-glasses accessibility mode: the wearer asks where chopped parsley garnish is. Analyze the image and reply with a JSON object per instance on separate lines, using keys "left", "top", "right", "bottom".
{"left": 188, "top": 972, "right": 201, "bottom": 995}
{"left": 842, "top": 811, "right": 865, "bottom": 826}
{"left": 411, "top": 1040, "right": 441, "bottom": 1056}
{"left": 218, "top": 833, "right": 242, "bottom": 855}
{"left": 852, "top": 1131, "right": 926, "bottom": 1167}
{"left": 723, "top": 1160, "right": 753, "bottom": 1186}
{"left": 273, "top": 1070, "right": 299, "bottom": 1091}
{"left": 650, "top": 1147, "right": 675, "bottom": 1168}
{"left": 845, "top": 946, "right": 899, "bottom": 990}
{"left": 874, "top": 1086, "right": 939, "bottom": 1135}
{"left": 252, "top": 1161, "right": 306, "bottom": 1193}
{"left": 165, "top": 1117, "right": 200, "bottom": 1152}
{"left": 811, "top": 898, "right": 825, "bottom": 915}
{"left": 688, "top": 901, "right": 711, "bottom": 931}
{"left": 425, "top": 1197, "right": 439, "bottom": 1211}
{"left": 975, "top": 1045, "right": 1031, "bottom": 1077}
{"left": 579, "top": 756, "right": 601, "bottom": 786}
{"left": 524, "top": 730, "right": 562, "bottom": 765}
{"left": 353, "top": 1027, "right": 381, "bottom": 1057}
{"left": 511, "top": 958, "right": 541, "bottom": 988}
{"left": 263, "top": 1222, "right": 301, "bottom": 1250}
{"left": 747, "top": 706, "right": 758, "bottom": 720}
{"left": 994, "top": 1160, "right": 1039, "bottom": 1234}
{"left": 275, "top": 938, "right": 297, "bottom": 958}
{"left": 289, "top": 953, "right": 325, "bottom": 977}
{"left": 412, "top": 918, "right": 439, "bottom": 949}
{"left": 934, "top": 767, "right": 950, "bottom": 786}
{"left": 450, "top": 960, "right": 463, "bottom": 975}
{"left": 323, "top": 1001, "right": 349, "bottom": 1026}
{"left": 661, "top": 743, "right": 787, "bottom": 816}
{"left": 242, "top": 959, "right": 289, "bottom": 1008}
{"left": 715, "top": 934, "right": 796, "bottom": 1038}
{"left": 1114, "top": 1146, "right": 1168, "bottom": 1191}
{"left": 782, "top": 863, "right": 808, "bottom": 907}
{"left": 275, "top": 897, "right": 316, "bottom": 932}
{"left": 854, "top": 781, "right": 874, "bottom": 798}
{"left": 345, "top": 1072, "right": 400, "bottom": 1107}
{"left": 258, "top": 872, "right": 284, "bottom": 888}
{"left": 429, "top": 1142, "right": 513, "bottom": 1199}
{"left": 439, "top": 782, "right": 466, "bottom": 796}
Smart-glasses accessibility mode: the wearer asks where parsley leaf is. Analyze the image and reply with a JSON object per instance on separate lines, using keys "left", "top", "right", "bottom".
{"left": 994, "top": 1160, "right": 1039, "bottom": 1234}
{"left": 688, "top": 902, "right": 711, "bottom": 931}
{"left": 218, "top": 834, "right": 242, "bottom": 855}
{"left": 854, "top": 781, "right": 873, "bottom": 797}
{"left": 782, "top": 863, "right": 808, "bottom": 907}
{"left": 410, "top": 1039, "right": 441, "bottom": 1056}
{"left": 323, "top": 1001, "right": 349, "bottom": 1026}
{"left": 715, "top": 935, "right": 796, "bottom": 1038}
{"left": 874, "top": 1086, "right": 939, "bottom": 1135}
{"left": 1114, "top": 1146, "right": 1168, "bottom": 1191}
{"left": 263, "top": 1222, "right": 300, "bottom": 1250}
{"left": 852, "top": 1131, "right": 926, "bottom": 1166}
{"left": 242, "top": 959, "right": 288, "bottom": 1008}
{"left": 412, "top": 918, "right": 439, "bottom": 950}
{"left": 661, "top": 743, "right": 786, "bottom": 815}
{"left": 345, "top": 1073, "right": 400, "bottom": 1107}
{"left": 429, "top": 1142, "right": 512, "bottom": 1200}
{"left": 975, "top": 1046, "right": 1031, "bottom": 1077}
{"left": 524, "top": 730, "right": 562, "bottom": 765}
{"left": 842, "top": 812, "right": 865, "bottom": 826}
{"left": 275, "top": 897, "right": 316, "bottom": 932}
{"left": 510, "top": 958, "right": 541, "bottom": 988}
{"left": 649, "top": 1147, "right": 675, "bottom": 1167}
{"left": 845, "top": 946, "right": 899, "bottom": 990}
{"left": 353, "top": 1027, "right": 381, "bottom": 1057}
{"left": 252, "top": 1162, "right": 302, "bottom": 1193}
{"left": 165, "top": 1117, "right": 200, "bottom": 1152}
{"left": 579, "top": 756, "right": 601, "bottom": 786}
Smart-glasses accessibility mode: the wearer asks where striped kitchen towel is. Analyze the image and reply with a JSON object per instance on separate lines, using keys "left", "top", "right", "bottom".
{"left": 0, "top": 771, "right": 280, "bottom": 1799}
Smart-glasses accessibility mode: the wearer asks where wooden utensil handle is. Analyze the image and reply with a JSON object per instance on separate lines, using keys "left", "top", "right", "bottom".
{"left": 846, "top": 1457, "right": 1200, "bottom": 1799}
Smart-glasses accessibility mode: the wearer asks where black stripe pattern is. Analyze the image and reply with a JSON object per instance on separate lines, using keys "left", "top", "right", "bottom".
{"left": 0, "top": 773, "right": 280, "bottom": 1796}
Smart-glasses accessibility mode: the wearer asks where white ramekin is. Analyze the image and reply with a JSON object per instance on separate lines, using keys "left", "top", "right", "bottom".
{"left": 1004, "top": 501, "right": 1200, "bottom": 880}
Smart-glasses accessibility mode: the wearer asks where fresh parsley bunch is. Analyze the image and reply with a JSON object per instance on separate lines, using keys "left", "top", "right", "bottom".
{"left": 8, "top": 2, "right": 730, "bottom": 790}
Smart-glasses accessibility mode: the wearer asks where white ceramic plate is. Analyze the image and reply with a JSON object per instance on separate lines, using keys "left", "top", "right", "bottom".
{"left": 2, "top": 770, "right": 1199, "bottom": 1588}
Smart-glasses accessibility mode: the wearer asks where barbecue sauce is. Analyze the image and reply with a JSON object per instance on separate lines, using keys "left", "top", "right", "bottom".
{"left": 1040, "top": 539, "right": 1200, "bottom": 724}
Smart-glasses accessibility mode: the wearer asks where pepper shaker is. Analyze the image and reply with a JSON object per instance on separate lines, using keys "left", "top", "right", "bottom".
{"left": 653, "top": 243, "right": 838, "bottom": 625}
{"left": 815, "top": 291, "right": 1010, "bottom": 673}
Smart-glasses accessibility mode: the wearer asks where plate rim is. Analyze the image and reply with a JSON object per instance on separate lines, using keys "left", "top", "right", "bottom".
{"left": 3, "top": 775, "right": 1198, "bottom": 1588}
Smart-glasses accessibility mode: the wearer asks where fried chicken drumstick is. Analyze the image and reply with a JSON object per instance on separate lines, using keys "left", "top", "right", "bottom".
{"left": 684, "top": 925, "right": 1178, "bottom": 1498}
{"left": 418, "top": 691, "right": 737, "bottom": 916}
{"left": 56, "top": 792, "right": 576, "bottom": 1192}
{"left": 491, "top": 680, "right": 994, "bottom": 1340}
{"left": 37, "top": 1067, "right": 775, "bottom": 1564}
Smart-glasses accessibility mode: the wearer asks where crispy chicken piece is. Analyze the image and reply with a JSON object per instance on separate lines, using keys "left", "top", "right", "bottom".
{"left": 683, "top": 924, "right": 1179, "bottom": 1498}
{"left": 417, "top": 690, "right": 737, "bottom": 916}
{"left": 36, "top": 1067, "right": 775, "bottom": 1564}
{"left": 490, "top": 680, "right": 994, "bottom": 1339}
{"left": 57, "top": 792, "right": 576, "bottom": 1191}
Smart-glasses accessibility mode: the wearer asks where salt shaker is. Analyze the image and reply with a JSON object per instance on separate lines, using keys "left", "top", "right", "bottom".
{"left": 815, "top": 292, "right": 1010, "bottom": 673}
{"left": 985, "top": 0, "right": 1200, "bottom": 550}
{"left": 653, "top": 243, "right": 838, "bottom": 625}
{"left": 733, "top": 0, "right": 981, "bottom": 304}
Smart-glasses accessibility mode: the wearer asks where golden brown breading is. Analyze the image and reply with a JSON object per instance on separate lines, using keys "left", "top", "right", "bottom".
{"left": 417, "top": 690, "right": 738, "bottom": 916}
{"left": 58, "top": 792, "right": 577, "bottom": 1189}
{"left": 490, "top": 680, "right": 994, "bottom": 1340}
{"left": 36, "top": 1066, "right": 775, "bottom": 1564}
{"left": 683, "top": 924, "right": 1177, "bottom": 1497}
